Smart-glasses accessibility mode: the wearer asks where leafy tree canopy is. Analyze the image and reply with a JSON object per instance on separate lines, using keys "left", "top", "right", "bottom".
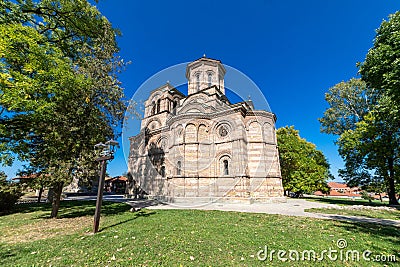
{"left": 359, "top": 11, "right": 400, "bottom": 103}
{"left": 277, "top": 126, "right": 331, "bottom": 195}
{"left": 320, "top": 79, "right": 400, "bottom": 205}
{"left": 321, "top": 11, "right": 400, "bottom": 205}
{"left": 0, "top": 0, "right": 127, "bottom": 217}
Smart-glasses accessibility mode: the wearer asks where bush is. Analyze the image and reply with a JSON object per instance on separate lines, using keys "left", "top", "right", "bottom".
{"left": 361, "top": 191, "right": 374, "bottom": 203}
{"left": 0, "top": 172, "right": 23, "bottom": 213}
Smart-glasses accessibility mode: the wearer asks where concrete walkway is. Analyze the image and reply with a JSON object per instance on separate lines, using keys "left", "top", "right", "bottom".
{"left": 126, "top": 198, "right": 400, "bottom": 228}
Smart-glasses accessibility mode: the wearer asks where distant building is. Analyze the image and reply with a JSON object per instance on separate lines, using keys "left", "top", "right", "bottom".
{"left": 314, "top": 182, "right": 361, "bottom": 197}
{"left": 105, "top": 176, "right": 128, "bottom": 194}
{"left": 127, "top": 56, "right": 284, "bottom": 203}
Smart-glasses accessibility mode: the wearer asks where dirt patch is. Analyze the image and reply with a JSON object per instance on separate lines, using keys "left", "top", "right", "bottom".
{"left": 0, "top": 216, "right": 92, "bottom": 244}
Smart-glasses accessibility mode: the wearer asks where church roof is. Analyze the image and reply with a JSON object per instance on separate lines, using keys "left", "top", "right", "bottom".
{"left": 148, "top": 82, "right": 185, "bottom": 99}
{"left": 189, "top": 55, "right": 222, "bottom": 64}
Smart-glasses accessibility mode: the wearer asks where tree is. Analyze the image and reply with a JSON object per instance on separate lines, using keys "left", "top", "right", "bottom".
{"left": 320, "top": 79, "right": 400, "bottom": 205}
{"left": 359, "top": 11, "right": 400, "bottom": 104}
{"left": 358, "top": 11, "right": 400, "bottom": 205}
{"left": 319, "top": 79, "right": 375, "bottom": 186}
{"left": 0, "top": 0, "right": 127, "bottom": 217}
{"left": 319, "top": 78, "right": 377, "bottom": 135}
{"left": 320, "top": 11, "right": 400, "bottom": 205}
{"left": 277, "top": 126, "right": 331, "bottom": 195}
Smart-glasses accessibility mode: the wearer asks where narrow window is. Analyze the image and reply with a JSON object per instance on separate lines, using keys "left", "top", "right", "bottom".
{"left": 161, "top": 166, "right": 166, "bottom": 177}
{"left": 223, "top": 160, "right": 229, "bottom": 175}
{"left": 157, "top": 99, "right": 161, "bottom": 113}
{"left": 173, "top": 100, "right": 177, "bottom": 115}
{"left": 208, "top": 73, "right": 212, "bottom": 87}
{"left": 177, "top": 161, "right": 181, "bottom": 175}
{"left": 196, "top": 73, "right": 200, "bottom": 91}
{"left": 151, "top": 101, "right": 155, "bottom": 115}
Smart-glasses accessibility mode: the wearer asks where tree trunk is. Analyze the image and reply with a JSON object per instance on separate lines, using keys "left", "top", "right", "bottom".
{"left": 50, "top": 182, "right": 64, "bottom": 218}
{"left": 387, "top": 158, "right": 399, "bottom": 205}
{"left": 37, "top": 185, "right": 43, "bottom": 203}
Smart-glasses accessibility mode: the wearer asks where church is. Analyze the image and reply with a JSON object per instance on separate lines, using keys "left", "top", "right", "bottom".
{"left": 128, "top": 57, "right": 284, "bottom": 203}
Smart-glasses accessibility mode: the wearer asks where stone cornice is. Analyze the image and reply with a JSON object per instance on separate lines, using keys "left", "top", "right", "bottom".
{"left": 185, "top": 57, "right": 225, "bottom": 78}
{"left": 166, "top": 104, "right": 275, "bottom": 126}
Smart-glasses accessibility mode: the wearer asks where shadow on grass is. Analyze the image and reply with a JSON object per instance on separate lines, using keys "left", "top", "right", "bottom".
{"left": 303, "top": 196, "right": 394, "bottom": 207}
{"left": 0, "top": 243, "right": 16, "bottom": 259}
{"left": 56, "top": 201, "right": 134, "bottom": 219}
{"left": 0, "top": 244, "right": 29, "bottom": 266}
{"left": 2, "top": 200, "right": 133, "bottom": 219}
{"left": 126, "top": 199, "right": 165, "bottom": 209}
{"left": 0, "top": 201, "right": 52, "bottom": 216}
{"left": 99, "top": 209, "right": 157, "bottom": 232}
{"left": 336, "top": 220, "right": 400, "bottom": 259}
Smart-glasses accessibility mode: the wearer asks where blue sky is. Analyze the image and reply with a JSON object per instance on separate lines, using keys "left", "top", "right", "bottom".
{"left": 3, "top": 0, "right": 400, "bottom": 181}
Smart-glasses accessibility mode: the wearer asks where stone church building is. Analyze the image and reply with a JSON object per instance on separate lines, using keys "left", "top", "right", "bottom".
{"left": 128, "top": 57, "right": 284, "bottom": 203}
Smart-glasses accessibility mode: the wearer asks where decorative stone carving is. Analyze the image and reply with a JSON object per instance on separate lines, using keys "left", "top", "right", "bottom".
{"left": 128, "top": 57, "right": 285, "bottom": 203}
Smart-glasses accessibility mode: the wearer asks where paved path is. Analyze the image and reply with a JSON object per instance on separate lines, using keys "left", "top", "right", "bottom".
{"left": 126, "top": 198, "right": 400, "bottom": 228}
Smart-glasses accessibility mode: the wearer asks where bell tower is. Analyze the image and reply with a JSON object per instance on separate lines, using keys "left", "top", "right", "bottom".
{"left": 186, "top": 56, "right": 226, "bottom": 95}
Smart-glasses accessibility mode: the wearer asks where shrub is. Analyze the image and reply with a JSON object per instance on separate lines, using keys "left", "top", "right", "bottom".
{"left": 0, "top": 172, "right": 23, "bottom": 213}
{"left": 361, "top": 191, "right": 374, "bottom": 203}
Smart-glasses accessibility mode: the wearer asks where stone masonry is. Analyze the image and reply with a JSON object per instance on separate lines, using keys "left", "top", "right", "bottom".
{"left": 128, "top": 57, "right": 285, "bottom": 203}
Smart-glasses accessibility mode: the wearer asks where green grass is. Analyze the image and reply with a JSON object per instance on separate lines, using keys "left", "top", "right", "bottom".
{"left": 305, "top": 207, "right": 400, "bottom": 220}
{"left": 304, "top": 196, "right": 390, "bottom": 206}
{"left": 1, "top": 201, "right": 399, "bottom": 266}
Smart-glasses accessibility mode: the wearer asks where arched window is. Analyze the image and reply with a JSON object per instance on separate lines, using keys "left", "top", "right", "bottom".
{"left": 223, "top": 160, "right": 229, "bottom": 175}
{"left": 208, "top": 73, "right": 212, "bottom": 87}
{"left": 196, "top": 73, "right": 200, "bottom": 91}
{"left": 151, "top": 101, "right": 155, "bottom": 115}
{"left": 177, "top": 161, "right": 181, "bottom": 175}
{"left": 157, "top": 99, "right": 161, "bottom": 113}
{"left": 173, "top": 100, "right": 178, "bottom": 115}
{"left": 161, "top": 166, "right": 166, "bottom": 177}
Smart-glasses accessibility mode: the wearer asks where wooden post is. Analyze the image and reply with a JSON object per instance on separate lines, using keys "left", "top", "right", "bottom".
{"left": 93, "top": 155, "right": 113, "bottom": 233}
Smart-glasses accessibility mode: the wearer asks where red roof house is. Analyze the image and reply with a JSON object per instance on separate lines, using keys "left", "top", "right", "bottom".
{"left": 314, "top": 182, "right": 361, "bottom": 197}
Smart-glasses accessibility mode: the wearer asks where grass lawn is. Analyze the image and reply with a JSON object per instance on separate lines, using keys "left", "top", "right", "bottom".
{"left": 305, "top": 207, "right": 400, "bottom": 221}
{"left": 304, "top": 196, "right": 390, "bottom": 207}
{"left": 1, "top": 201, "right": 399, "bottom": 266}
{"left": 304, "top": 196, "right": 400, "bottom": 220}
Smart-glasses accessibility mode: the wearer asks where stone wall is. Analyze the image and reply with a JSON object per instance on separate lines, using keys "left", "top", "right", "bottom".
{"left": 128, "top": 57, "right": 285, "bottom": 203}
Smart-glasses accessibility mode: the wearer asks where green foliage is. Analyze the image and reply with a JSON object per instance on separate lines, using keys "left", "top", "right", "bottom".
{"left": 359, "top": 11, "right": 400, "bottom": 103}
{"left": 277, "top": 126, "right": 331, "bottom": 194}
{"left": 319, "top": 78, "right": 377, "bottom": 135}
{"left": 321, "top": 79, "right": 400, "bottom": 205}
{"left": 341, "top": 11, "right": 400, "bottom": 205}
{"left": 360, "top": 191, "right": 374, "bottom": 202}
{"left": 321, "top": 10, "right": 400, "bottom": 203}
{"left": 0, "top": 171, "right": 23, "bottom": 212}
{"left": 0, "top": 0, "right": 127, "bottom": 217}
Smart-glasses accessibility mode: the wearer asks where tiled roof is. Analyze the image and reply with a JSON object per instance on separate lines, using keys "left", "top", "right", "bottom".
{"left": 328, "top": 182, "right": 349, "bottom": 189}
{"left": 329, "top": 190, "right": 361, "bottom": 197}
{"left": 106, "top": 176, "right": 128, "bottom": 182}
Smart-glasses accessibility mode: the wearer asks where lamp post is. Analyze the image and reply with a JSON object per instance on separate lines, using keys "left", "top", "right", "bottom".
{"left": 93, "top": 139, "right": 118, "bottom": 233}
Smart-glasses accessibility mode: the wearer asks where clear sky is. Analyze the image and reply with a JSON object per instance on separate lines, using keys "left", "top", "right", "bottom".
{"left": 3, "top": 0, "right": 400, "bottom": 181}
